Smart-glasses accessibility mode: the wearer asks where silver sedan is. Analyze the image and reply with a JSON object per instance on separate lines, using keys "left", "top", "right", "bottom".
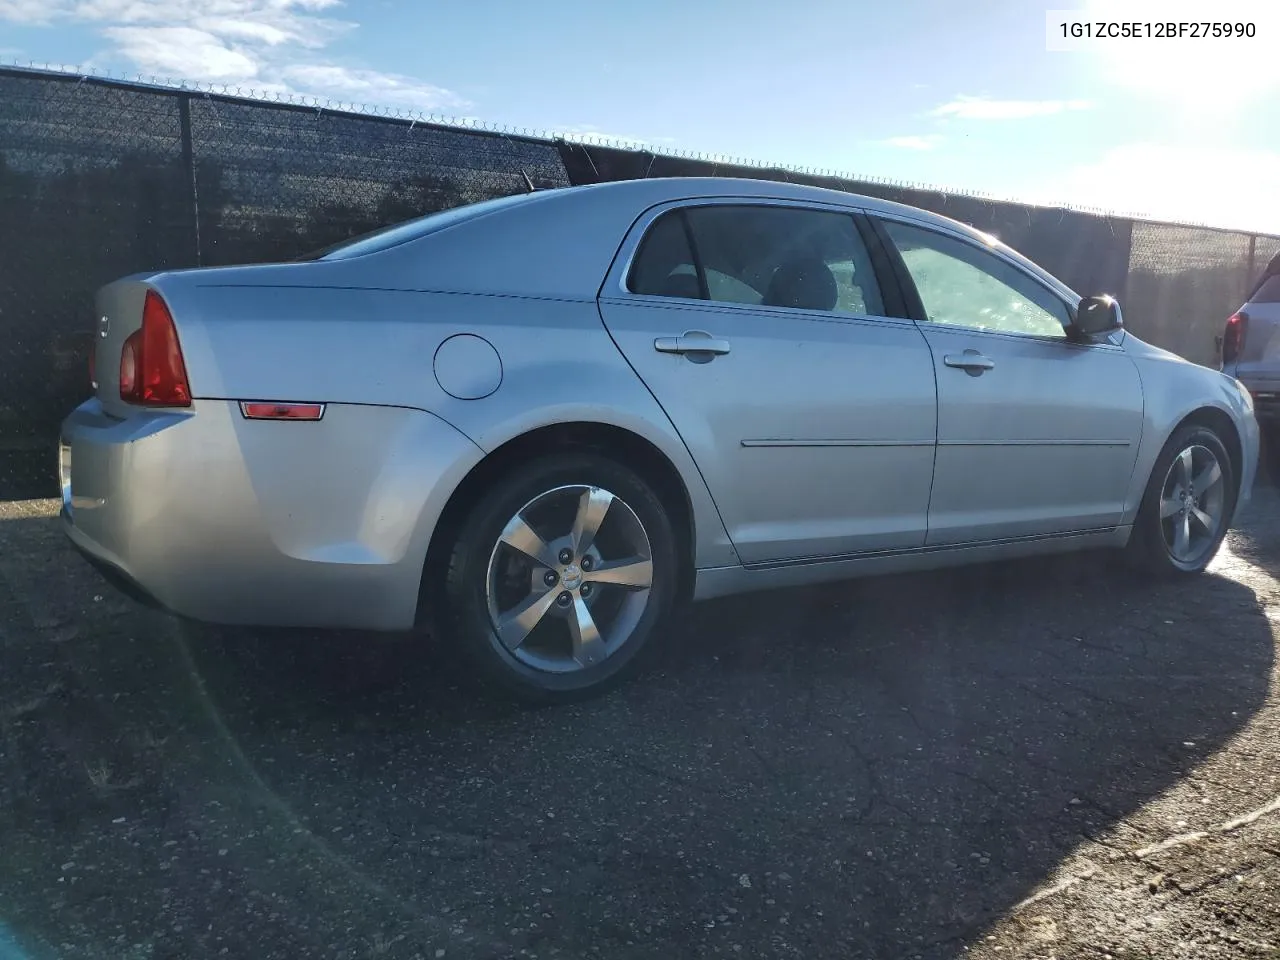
{"left": 59, "top": 177, "right": 1260, "bottom": 701}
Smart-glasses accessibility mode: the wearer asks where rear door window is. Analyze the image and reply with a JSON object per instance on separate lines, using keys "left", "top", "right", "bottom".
{"left": 627, "top": 204, "right": 885, "bottom": 317}
{"left": 626, "top": 210, "right": 702, "bottom": 300}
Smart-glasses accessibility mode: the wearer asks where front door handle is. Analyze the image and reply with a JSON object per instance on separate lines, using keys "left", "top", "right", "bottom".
{"left": 943, "top": 351, "right": 995, "bottom": 375}
{"left": 654, "top": 330, "right": 732, "bottom": 362}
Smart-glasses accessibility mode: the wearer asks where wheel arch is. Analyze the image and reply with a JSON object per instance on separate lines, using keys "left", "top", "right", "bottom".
{"left": 1174, "top": 405, "right": 1243, "bottom": 497}
{"left": 418, "top": 420, "right": 700, "bottom": 628}
{"left": 1124, "top": 376, "right": 1250, "bottom": 527}
{"left": 1122, "top": 403, "right": 1246, "bottom": 573}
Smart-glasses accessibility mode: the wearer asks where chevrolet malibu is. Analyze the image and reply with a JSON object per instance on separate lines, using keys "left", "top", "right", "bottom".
{"left": 60, "top": 177, "right": 1259, "bottom": 701}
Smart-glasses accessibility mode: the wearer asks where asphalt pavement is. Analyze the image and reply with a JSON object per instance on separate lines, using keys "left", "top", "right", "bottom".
{"left": 2, "top": 483, "right": 1280, "bottom": 960}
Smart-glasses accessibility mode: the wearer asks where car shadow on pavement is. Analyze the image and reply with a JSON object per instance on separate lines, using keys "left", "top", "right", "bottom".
{"left": 0, "top": 504, "right": 1275, "bottom": 960}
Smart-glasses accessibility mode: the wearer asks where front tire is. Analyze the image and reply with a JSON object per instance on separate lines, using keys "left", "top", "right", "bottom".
{"left": 439, "top": 452, "right": 678, "bottom": 704}
{"left": 1126, "top": 423, "right": 1236, "bottom": 576}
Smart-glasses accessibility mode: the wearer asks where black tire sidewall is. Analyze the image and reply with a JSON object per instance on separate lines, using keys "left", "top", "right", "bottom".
{"left": 442, "top": 452, "right": 678, "bottom": 702}
{"left": 1131, "top": 424, "right": 1236, "bottom": 575}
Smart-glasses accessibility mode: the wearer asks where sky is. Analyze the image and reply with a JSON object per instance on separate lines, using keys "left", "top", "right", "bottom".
{"left": 0, "top": 0, "right": 1278, "bottom": 233}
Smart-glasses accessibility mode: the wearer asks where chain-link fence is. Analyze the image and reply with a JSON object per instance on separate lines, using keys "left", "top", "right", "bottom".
{"left": 2, "top": 65, "right": 1277, "bottom": 499}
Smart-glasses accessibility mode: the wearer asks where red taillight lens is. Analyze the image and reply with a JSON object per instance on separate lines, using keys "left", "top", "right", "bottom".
{"left": 120, "top": 291, "right": 191, "bottom": 407}
{"left": 1223, "top": 311, "right": 1249, "bottom": 365}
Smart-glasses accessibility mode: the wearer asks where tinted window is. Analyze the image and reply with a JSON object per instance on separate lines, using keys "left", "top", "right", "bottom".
{"left": 628, "top": 205, "right": 885, "bottom": 317}
{"left": 627, "top": 211, "right": 701, "bottom": 300}
{"left": 686, "top": 206, "right": 883, "bottom": 315}
{"left": 882, "top": 220, "right": 1070, "bottom": 338}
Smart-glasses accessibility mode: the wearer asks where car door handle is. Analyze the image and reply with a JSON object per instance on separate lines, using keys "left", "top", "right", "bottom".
{"left": 943, "top": 351, "right": 995, "bottom": 373}
{"left": 654, "top": 331, "right": 732, "bottom": 359}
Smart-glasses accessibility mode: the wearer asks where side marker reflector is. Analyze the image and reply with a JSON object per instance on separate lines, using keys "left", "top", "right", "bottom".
{"left": 239, "top": 401, "right": 326, "bottom": 421}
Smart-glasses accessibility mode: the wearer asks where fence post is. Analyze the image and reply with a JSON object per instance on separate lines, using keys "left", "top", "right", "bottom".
{"left": 1247, "top": 234, "right": 1257, "bottom": 287}
{"left": 178, "top": 94, "right": 202, "bottom": 265}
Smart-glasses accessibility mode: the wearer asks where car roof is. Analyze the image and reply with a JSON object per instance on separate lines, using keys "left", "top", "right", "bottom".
{"left": 542, "top": 175, "right": 980, "bottom": 234}
{"left": 160, "top": 174, "right": 1075, "bottom": 304}
{"left": 314, "top": 176, "right": 980, "bottom": 264}
{"left": 503, "top": 177, "right": 1069, "bottom": 297}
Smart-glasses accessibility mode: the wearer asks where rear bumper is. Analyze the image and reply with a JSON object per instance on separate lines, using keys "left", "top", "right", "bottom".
{"left": 64, "top": 521, "right": 166, "bottom": 611}
{"left": 1235, "top": 378, "right": 1280, "bottom": 424}
{"left": 59, "top": 397, "right": 482, "bottom": 631}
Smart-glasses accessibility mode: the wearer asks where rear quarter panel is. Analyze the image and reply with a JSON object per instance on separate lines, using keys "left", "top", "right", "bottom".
{"left": 153, "top": 281, "right": 739, "bottom": 570}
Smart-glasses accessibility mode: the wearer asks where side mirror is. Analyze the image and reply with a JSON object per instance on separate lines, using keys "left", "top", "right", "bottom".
{"left": 1074, "top": 294, "right": 1123, "bottom": 338}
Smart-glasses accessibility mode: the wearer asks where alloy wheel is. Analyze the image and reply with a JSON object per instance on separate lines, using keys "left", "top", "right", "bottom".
{"left": 484, "top": 484, "right": 655, "bottom": 673}
{"left": 1159, "top": 443, "right": 1227, "bottom": 565}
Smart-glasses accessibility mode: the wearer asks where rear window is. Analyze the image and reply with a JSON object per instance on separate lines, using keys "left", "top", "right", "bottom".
{"left": 1251, "top": 275, "right": 1280, "bottom": 304}
{"left": 298, "top": 192, "right": 537, "bottom": 262}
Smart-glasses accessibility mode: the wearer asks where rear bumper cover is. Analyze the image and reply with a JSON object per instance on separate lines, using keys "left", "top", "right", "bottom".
{"left": 59, "top": 397, "right": 482, "bottom": 631}
{"left": 64, "top": 522, "right": 166, "bottom": 611}
{"left": 1233, "top": 376, "right": 1280, "bottom": 423}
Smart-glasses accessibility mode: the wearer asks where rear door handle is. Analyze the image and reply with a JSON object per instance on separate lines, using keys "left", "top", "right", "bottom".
{"left": 943, "top": 351, "right": 995, "bottom": 374}
{"left": 654, "top": 330, "right": 732, "bottom": 361}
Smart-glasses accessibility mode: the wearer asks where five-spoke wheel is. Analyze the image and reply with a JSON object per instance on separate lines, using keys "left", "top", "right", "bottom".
{"left": 1158, "top": 443, "right": 1227, "bottom": 566}
{"left": 1129, "top": 423, "right": 1237, "bottom": 575}
{"left": 486, "top": 484, "right": 655, "bottom": 673}
{"left": 440, "top": 453, "right": 677, "bottom": 702}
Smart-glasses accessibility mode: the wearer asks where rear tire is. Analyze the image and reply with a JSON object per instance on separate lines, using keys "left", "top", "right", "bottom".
{"left": 438, "top": 452, "right": 678, "bottom": 704}
{"left": 1125, "top": 423, "right": 1236, "bottom": 577}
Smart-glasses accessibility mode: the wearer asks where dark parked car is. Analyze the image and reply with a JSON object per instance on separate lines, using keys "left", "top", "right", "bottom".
{"left": 1222, "top": 252, "right": 1280, "bottom": 470}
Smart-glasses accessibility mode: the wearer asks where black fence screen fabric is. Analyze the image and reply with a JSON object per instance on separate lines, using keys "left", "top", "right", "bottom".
{"left": 2, "top": 66, "right": 1276, "bottom": 498}
{"left": 0, "top": 71, "right": 194, "bottom": 500}
{"left": 187, "top": 97, "right": 568, "bottom": 267}
{"left": 556, "top": 142, "right": 1138, "bottom": 300}
{"left": 0, "top": 68, "right": 567, "bottom": 497}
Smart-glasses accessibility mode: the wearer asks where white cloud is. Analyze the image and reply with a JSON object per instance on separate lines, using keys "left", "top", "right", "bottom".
{"left": 104, "top": 25, "right": 259, "bottom": 79}
{"left": 195, "top": 18, "right": 303, "bottom": 46}
{"left": 883, "top": 134, "right": 942, "bottom": 150}
{"left": 0, "top": 0, "right": 54, "bottom": 21}
{"left": 280, "top": 63, "right": 466, "bottom": 110}
{"left": 932, "top": 95, "right": 1091, "bottom": 120}
{"left": 1028, "top": 143, "right": 1280, "bottom": 233}
{"left": 0, "top": 0, "right": 468, "bottom": 113}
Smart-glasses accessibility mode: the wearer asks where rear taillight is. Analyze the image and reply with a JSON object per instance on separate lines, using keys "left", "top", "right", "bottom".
{"left": 120, "top": 291, "right": 191, "bottom": 407}
{"left": 1222, "top": 311, "right": 1249, "bottom": 365}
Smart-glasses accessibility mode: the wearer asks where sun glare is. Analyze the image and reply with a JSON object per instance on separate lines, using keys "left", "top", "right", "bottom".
{"left": 1083, "top": 0, "right": 1280, "bottom": 108}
